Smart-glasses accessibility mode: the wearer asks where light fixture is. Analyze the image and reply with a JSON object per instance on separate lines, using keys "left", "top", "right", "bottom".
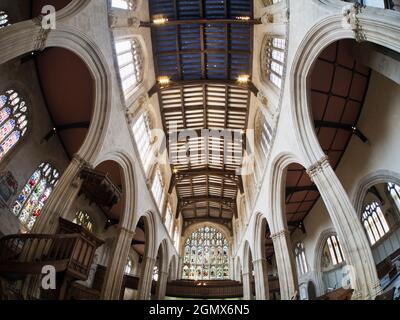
{"left": 158, "top": 76, "right": 170, "bottom": 86}
{"left": 236, "top": 16, "right": 250, "bottom": 21}
{"left": 173, "top": 168, "right": 178, "bottom": 174}
{"left": 237, "top": 74, "right": 250, "bottom": 84}
{"left": 240, "top": 129, "right": 246, "bottom": 135}
{"left": 153, "top": 16, "right": 168, "bottom": 25}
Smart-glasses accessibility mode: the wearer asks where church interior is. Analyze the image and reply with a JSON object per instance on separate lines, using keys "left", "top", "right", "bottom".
{"left": 0, "top": 0, "right": 399, "bottom": 301}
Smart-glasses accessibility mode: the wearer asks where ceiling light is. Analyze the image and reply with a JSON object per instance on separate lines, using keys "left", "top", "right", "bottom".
{"left": 173, "top": 168, "right": 178, "bottom": 174}
{"left": 153, "top": 16, "right": 168, "bottom": 25}
{"left": 158, "top": 76, "right": 170, "bottom": 86}
{"left": 236, "top": 16, "right": 250, "bottom": 21}
{"left": 237, "top": 74, "right": 250, "bottom": 84}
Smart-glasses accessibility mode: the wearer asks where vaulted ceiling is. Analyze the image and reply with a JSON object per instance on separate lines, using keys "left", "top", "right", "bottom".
{"left": 149, "top": 0, "right": 256, "bottom": 225}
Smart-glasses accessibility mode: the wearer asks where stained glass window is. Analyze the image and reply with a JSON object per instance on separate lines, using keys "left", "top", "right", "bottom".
{"left": 0, "top": 11, "right": 9, "bottom": 28}
{"left": 13, "top": 162, "right": 59, "bottom": 230}
{"left": 362, "top": 201, "right": 390, "bottom": 245}
{"left": 73, "top": 210, "right": 94, "bottom": 232}
{"left": 0, "top": 90, "right": 28, "bottom": 161}
{"left": 182, "top": 226, "right": 229, "bottom": 280}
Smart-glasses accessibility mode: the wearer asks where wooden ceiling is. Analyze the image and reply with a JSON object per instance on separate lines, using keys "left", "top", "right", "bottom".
{"left": 284, "top": 39, "right": 371, "bottom": 233}
{"left": 149, "top": 0, "right": 255, "bottom": 222}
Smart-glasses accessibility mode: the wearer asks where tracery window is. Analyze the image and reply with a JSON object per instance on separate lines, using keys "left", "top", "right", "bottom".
{"left": 132, "top": 111, "right": 153, "bottom": 173}
{"left": 362, "top": 201, "right": 390, "bottom": 245}
{"left": 295, "top": 242, "right": 308, "bottom": 276}
{"left": 115, "top": 39, "right": 143, "bottom": 99}
{"left": 387, "top": 182, "right": 400, "bottom": 211}
{"left": 151, "top": 169, "right": 164, "bottom": 212}
{"left": 182, "top": 226, "right": 229, "bottom": 280}
{"left": 0, "top": 11, "right": 9, "bottom": 28}
{"left": 164, "top": 203, "right": 173, "bottom": 236}
{"left": 112, "top": 0, "right": 135, "bottom": 10}
{"left": 262, "top": 37, "right": 286, "bottom": 89}
{"left": 125, "top": 257, "right": 133, "bottom": 274}
{"left": 324, "top": 235, "right": 344, "bottom": 266}
{"left": 259, "top": 114, "right": 273, "bottom": 158}
{"left": 0, "top": 90, "right": 28, "bottom": 160}
{"left": 13, "top": 162, "right": 59, "bottom": 230}
{"left": 73, "top": 210, "right": 94, "bottom": 232}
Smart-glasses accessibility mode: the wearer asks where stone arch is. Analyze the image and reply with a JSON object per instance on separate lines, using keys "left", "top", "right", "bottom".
{"left": 313, "top": 228, "right": 348, "bottom": 295}
{"left": 0, "top": 25, "right": 112, "bottom": 164}
{"left": 135, "top": 210, "right": 158, "bottom": 260}
{"left": 268, "top": 152, "right": 305, "bottom": 232}
{"left": 352, "top": 169, "right": 400, "bottom": 217}
{"left": 290, "top": 13, "right": 400, "bottom": 167}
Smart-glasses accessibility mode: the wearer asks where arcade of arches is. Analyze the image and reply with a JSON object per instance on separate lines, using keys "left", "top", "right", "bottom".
{"left": 0, "top": 0, "right": 399, "bottom": 301}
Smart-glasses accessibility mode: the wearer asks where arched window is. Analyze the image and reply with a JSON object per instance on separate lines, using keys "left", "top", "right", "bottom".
{"left": 257, "top": 112, "right": 273, "bottom": 159}
{"left": 0, "top": 90, "right": 28, "bottom": 160}
{"left": 164, "top": 203, "right": 173, "bottom": 236}
{"left": 182, "top": 226, "right": 229, "bottom": 280}
{"left": 362, "top": 201, "right": 390, "bottom": 245}
{"left": 153, "top": 265, "right": 159, "bottom": 281}
{"left": 295, "top": 242, "right": 308, "bottom": 276}
{"left": 112, "top": 0, "right": 136, "bottom": 10}
{"left": 13, "top": 162, "right": 59, "bottom": 230}
{"left": 262, "top": 37, "right": 286, "bottom": 89}
{"left": 173, "top": 225, "right": 180, "bottom": 250}
{"left": 115, "top": 39, "right": 143, "bottom": 99}
{"left": 73, "top": 210, "right": 94, "bottom": 232}
{"left": 387, "top": 182, "right": 400, "bottom": 211}
{"left": 132, "top": 111, "right": 153, "bottom": 172}
{"left": 324, "top": 235, "right": 345, "bottom": 266}
{"left": 0, "top": 11, "right": 9, "bottom": 28}
{"left": 125, "top": 257, "right": 133, "bottom": 274}
{"left": 151, "top": 169, "right": 164, "bottom": 212}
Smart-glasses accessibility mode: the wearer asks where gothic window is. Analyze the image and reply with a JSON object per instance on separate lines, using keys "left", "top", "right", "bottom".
{"left": 324, "top": 235, "right": 345, "bottom": 267}
{"left": 125, "top": 257, "right": 133, "bottom": 274}
{"left": 182, "top": 226, "right": 229, "bottom": 280}
{"left": 0, "top": 90, "right": 28, "bottom": 161}
{"left": 132, "top": 111, "right": 153, "bottom": 173}
{"left": 115, "top": 39, "right": 143, "bottom": 99}
{"left": 0, "top": 11, "right": 9, "bottom": 28}
{"left": 151, "top": 169, "right": 164, "bottom": 212}
{"left": 173, "top": 225, "right": 180, "bottom": 249}
{"left": 73, "top": 210, "right": 94, "bottom": 232}
{"left": 153, "top": 265, "right": 159, "bottom": 281}
{"left": 295, "top": 242, "right": 308, "bottom": 276}
{"left": 362, "top": 201, "right": 390, "bottom": 245}
{"left": 387, "top": 182, "right": 400, "bottom": 211}
{"left": 112, "top": 0, "right": 135, "bottom": 10}
{"left": 258, "top": 113, "right": 273, "bottom": 158}
{"left": 164, "top": 203, "right": 173, "bottom": 236}
{"left": 262, "top": 37, "right": 286, "bottom": 89}
{"left": 13, "top": 162, "right": 59, "bottom": 230}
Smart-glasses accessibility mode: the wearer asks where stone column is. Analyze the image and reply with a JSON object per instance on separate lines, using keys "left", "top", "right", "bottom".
{"left": 230, "top": 257, "right": 235, "bottom": 280}
{"left": 176, "top": 257, "right": 183, "bottom": 280}
{"left": 253, "top": 258, "right": 270, "bottom": 300}
{"left": 307, "top": 156, "right": 380, "bottom": 299}
{"left": 32, "top": 155, "right": 87, "bottom": 234}
{"left": 137, "top": 256, "right": 156, "bottom": 300}
{"left": 155, "top": 271, "right": 169, "bottom": 300}
{"left": 242, "top": 272, "right": 251, "bottom": 300}
{"left": 271, "top": 229, "right": 298, "bottom": 300}
{"left": 101, "top": 227, "right": 135, "bottom": 300}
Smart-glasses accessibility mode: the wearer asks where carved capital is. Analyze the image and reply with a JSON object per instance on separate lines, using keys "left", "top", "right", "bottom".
{"left": 261, "top": 13, "right": 274, "bottom": 25}
{"left": 341, "top": 3, "right": 366, "bottom": 43}
{"left": 306, "top": 155, "right": 330, "bottom": 181}
{"left": 270, "top": 229, "right": 289, "bottom": 240}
